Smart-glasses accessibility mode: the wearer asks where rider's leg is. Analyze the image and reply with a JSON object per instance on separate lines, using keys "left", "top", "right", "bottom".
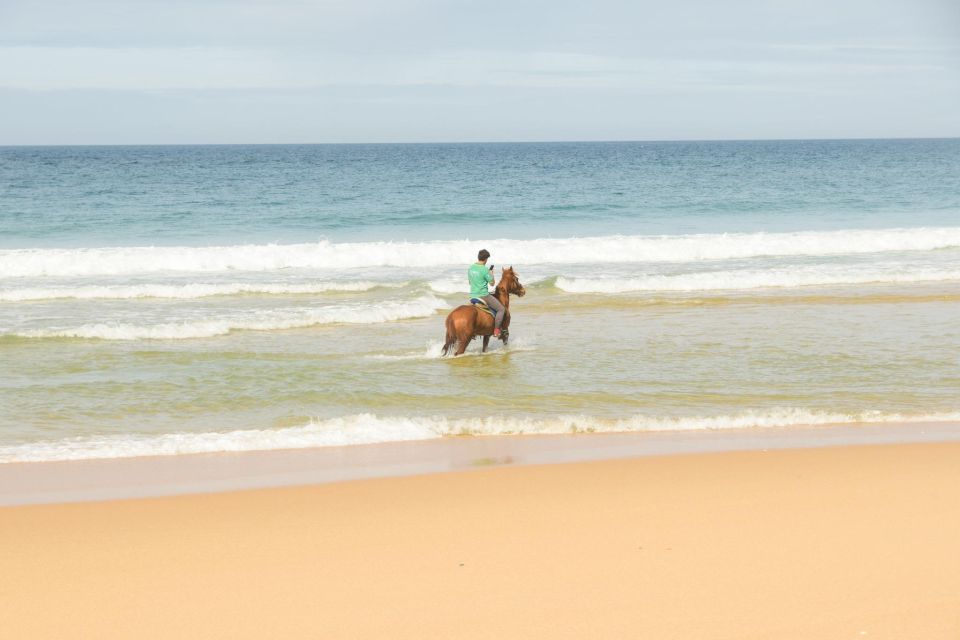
{"left": 482, "top": 295, "right": 505, "bottom": 332}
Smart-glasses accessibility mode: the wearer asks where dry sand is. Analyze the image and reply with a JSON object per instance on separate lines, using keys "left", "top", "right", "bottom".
{"left": 2, "top": 442, "right": 959, "bottom": 639}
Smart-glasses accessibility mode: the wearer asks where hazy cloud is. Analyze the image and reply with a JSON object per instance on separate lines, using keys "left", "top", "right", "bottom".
{"left": 1, "top": 0, "right": 957, "bottom": 143}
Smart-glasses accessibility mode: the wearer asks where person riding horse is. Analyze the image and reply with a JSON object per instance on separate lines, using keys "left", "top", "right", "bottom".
{"left": 467, "top": 249, "right": 504, "bottom": 338}
{"left": 442, "top": 251, "right": 525, "bottom": 356}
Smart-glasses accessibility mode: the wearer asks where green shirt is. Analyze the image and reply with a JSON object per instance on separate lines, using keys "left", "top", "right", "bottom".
{"left": 468, "top": 263, "right": 494, "bottom": 298}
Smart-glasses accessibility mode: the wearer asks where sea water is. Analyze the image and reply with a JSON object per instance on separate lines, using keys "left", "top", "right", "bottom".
{"left": 1, "top": 140, "right": 958, "bottom": 462}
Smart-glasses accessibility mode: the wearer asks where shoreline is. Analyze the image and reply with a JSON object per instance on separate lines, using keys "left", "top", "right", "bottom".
{"left": 2, "top": 419, "right": 958, "bottom": 506}
{"left": 2, "top": 441, "right": 959, "bottom": 639}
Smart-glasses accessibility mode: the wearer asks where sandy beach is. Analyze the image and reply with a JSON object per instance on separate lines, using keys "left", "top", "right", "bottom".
{"left": 4, "top": 1, "right": 958, "bottom": 636}
{"left": 2, "top": 441, "right": 959, "bottom": 639}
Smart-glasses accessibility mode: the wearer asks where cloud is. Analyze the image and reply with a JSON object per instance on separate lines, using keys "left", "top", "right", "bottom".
{"left": 2, "top": 45, "right": 953, "bottom": 93}
{"left": 0, "top": 0, "right": 958, "bottom": 143}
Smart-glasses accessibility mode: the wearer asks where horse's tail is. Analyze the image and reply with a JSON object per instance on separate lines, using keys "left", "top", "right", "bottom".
{"left": 441, "top": 313, "right": 456, "bottom": 357}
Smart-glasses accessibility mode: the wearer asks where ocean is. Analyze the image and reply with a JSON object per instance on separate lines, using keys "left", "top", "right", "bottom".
{"left": 1, "top": 139, "right": 958, "bottom": 462}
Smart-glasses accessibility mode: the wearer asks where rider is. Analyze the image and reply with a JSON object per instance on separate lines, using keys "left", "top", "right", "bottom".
{"left": 468, "top": 249, "right": 505, "bottom": 338}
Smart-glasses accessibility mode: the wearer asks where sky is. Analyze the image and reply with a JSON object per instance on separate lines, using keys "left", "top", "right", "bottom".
{"left": 1, "top": 0, "right": 958, "bottom": 144}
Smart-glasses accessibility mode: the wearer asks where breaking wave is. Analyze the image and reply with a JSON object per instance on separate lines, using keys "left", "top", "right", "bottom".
{"left": 555, "top": 265, "right": 960, "bottom": 293}
{"left": 11, "top": 295, "right": 448, "bottom": 340}
{"left": 0, "top": 280, "right": 396, "bottom": 302}
{"left": 3, "top": 227, "right": 958, "bottom": 278}
{"left": 2, "top": 408, "right": 958, "bottom": 463}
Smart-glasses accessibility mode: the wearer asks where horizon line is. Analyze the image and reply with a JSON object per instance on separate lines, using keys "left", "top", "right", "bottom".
{"left": 2, "top": 135, "right": 959, "bottom": 148}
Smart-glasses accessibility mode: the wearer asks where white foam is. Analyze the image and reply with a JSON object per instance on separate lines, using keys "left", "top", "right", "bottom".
{"left": 366, "top": 341, "right": 449, "bottom": 361}
{"left": 3, "top": 227, "right": 958, "bottom": 278}
{"left": 555, "top": 265, "right": 960, "bottom": 293}
{"left": 367, "top": 337, "right": 536, "bottom": 361}
{"left": 426, "top": 278, "right": 468, "bottom": 294}
{"left": 0, "top": 280, "right": 394, "bottom": 302}
{"left": 14, "top": 295, "right": 448, "bottom": 340}
{"left": 2, "top": 408, "right": 957, "bottom": 463}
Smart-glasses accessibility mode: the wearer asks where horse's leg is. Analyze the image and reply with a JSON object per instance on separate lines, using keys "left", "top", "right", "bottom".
{"left": 442, "top": 337, "right": 457, "bottom": 357}
{"left": 442, "top": 306, "right": 474, "bottom": 357}
{"left": 482, "top": 335, "right": 490, "bottom": 352}
{"left": 454, "top": 330, "right": 470, "bottom": 356}
{"left": 453, "top": 311, "right": 473, "bottom": 356}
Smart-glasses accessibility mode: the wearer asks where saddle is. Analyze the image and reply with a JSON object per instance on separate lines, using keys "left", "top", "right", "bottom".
{"left": 469, "top": 298, "right": 496, "bottom": 318}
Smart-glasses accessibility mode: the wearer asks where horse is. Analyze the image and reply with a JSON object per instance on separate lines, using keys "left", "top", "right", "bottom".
{"left": 441, "top": 266, "right": 526, "bottom": 356}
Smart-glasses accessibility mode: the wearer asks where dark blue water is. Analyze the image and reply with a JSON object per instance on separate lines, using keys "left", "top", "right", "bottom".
{"left": 2, "top": 139, "right": 958, "bottom": 248}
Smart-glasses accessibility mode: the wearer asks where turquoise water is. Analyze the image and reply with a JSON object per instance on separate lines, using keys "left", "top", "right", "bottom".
{"left": 1, "top": 139, "right": 958, "bottom": 461}
{"left": 4, "top": 140, "right": 959, "bottom": 247}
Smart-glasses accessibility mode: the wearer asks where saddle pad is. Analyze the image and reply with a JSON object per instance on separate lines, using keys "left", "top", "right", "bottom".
{"left": 469, "top": 298, "right": 496, "bottom": 317}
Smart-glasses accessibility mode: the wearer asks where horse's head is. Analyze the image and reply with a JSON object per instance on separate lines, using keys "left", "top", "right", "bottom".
{"left": 500, "top": 266, "right": 526, "bottom": 297}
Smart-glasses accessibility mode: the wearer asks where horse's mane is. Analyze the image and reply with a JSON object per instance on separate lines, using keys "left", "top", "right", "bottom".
{"left": 496, "top": 267, "right": 516, "bottom": 294}
{"left": 496, "top": 269, "right": 513, "bottom": 293}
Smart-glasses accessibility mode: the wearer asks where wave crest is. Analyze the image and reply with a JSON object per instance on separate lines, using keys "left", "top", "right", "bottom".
{"left": 3, "top": 227, "right": 958, "bottom": 278}
{"left": 555, "top": 265, "right": 960, "bottom": 293}
{"left": 12, "top": 295, "right": 448, "bottom": 340}
{"left": 2, "top": 408, "right": 957, "bottom": 462}
{"left": 0, "top": 280, "right": 393, "bottom": 302}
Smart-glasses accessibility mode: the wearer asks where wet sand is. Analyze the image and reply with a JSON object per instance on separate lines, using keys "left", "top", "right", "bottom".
{"left": 3, "top": 420, "right": 959, "bottom": 506}
{"left": 2, "top": 441, "right": 959, "bottom": 639}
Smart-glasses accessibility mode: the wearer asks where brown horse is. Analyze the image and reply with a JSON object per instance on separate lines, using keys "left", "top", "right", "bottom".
{"left": 442, "top": 266, "right": 526, "bottom": 356}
